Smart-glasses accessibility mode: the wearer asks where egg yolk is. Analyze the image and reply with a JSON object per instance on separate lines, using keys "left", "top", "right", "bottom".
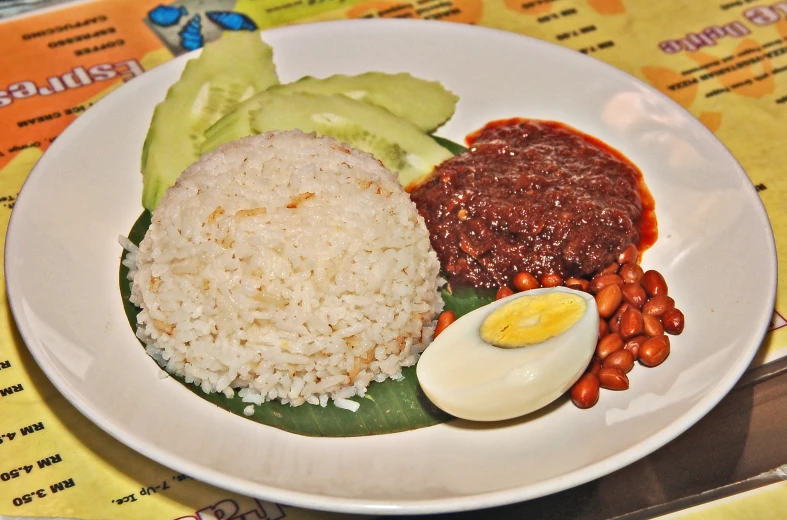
{"left": 479, "top": 292, "right": 587, "bottom": 348}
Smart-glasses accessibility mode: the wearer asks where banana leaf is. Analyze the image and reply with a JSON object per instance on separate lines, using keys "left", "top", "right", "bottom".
{"left": 118, "top": 138, "right": 495, "bottom": 437}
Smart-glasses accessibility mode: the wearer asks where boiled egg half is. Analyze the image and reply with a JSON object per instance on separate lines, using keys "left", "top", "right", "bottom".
{"left": 417, "top": 286, "right": 598, "bottom": 421}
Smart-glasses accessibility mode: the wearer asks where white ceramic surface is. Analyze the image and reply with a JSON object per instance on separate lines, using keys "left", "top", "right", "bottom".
{"left": 5, "top": 20, "right": 777, "bottom": 515}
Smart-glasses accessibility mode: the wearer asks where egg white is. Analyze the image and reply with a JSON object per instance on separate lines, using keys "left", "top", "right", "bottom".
{"left": 417, "top": 286, "right": 598, "bottom": 421}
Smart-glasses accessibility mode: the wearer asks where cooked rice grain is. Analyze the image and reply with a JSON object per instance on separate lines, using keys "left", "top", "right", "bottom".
{"left": 127, "top": 130, "right": 443, "bottom": 408}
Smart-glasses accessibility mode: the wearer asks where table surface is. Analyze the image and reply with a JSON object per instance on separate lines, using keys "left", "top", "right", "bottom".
{"left": 1, "top": 0, "right": 786, "bottom": 518}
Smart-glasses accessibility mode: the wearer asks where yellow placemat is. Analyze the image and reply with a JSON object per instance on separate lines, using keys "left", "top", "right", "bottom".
{"left": 655, "top": 477, "right": 787, "bottom": 520}
{"left": 1, "top": 0, "right": 786, "bottom": 518}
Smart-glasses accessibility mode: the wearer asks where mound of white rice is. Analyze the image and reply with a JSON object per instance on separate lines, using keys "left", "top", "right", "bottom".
{"left": 125, "top": 130, "right": 444, "bottom": 409}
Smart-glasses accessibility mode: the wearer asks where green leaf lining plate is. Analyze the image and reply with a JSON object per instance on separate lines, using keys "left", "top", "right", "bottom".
{"left": 117, "top": 138, "right": 491, "bottom": 437}
{"left": 120, "top": 210, "right": 455, "bottom": 436}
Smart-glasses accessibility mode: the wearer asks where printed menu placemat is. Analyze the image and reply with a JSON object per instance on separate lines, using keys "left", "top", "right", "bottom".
{"left": 1, "top": 0, "right": 785, "bottom": 517}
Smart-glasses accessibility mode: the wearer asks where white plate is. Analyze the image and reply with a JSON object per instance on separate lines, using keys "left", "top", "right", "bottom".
{"left": 5, "top": 19, "right": 777, "bottom": 515}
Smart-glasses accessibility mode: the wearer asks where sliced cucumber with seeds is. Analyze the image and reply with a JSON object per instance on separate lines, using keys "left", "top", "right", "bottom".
{"left": 201, "top": 72, "right": 458, "bottom": 156}
{"left": 206, "top": 91, "right": 453, "bottom": 188}
{"left": 288, "top": 73, "right": 457, "bottom": 132}
{"left": 141, "top": 32, "right": 279, "bottom": 211}
{"left": 203, "top": 72, "right": 457, "bottom": 147}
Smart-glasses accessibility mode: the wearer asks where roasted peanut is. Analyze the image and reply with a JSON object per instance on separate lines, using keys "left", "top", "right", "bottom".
{"left": 599, "top": 318, "right": 609, "bottom": 339}
{"left": 642, "top": 270, "right": 668, "bottom": 297}
{"left": 618, "top": 308, "right": 644, "bottom": 340}
{"left": 639, "top": 335, "right": 671, "bottom": 367}
{"left": 618, "top": 244, "right": 639, "bottom": 265}
{"left": 603, "top": 349, "right": 635, "bottom": 374}
{"left": 596, "top": 332, "right": 624, "bottom": 360}
{"left": 596, "top": 284, "right": 623, "bottom": 318}
{"left": 602, "top": 262, "right": 620, "bottom": 275}
{"left": 662, "top": 308, "right": 685, "bottom": 335}
{"left": 434, "top": 311, "right": 456, "bottom": 338}
{"left": 589, "top": 273, "right": 624, "bottom": 294}
{"left": 571, "top": 373, "right": 600, "bottom": 408}
{"left": 588, "top": 356, "right": 602, "bottom": 375}
{"left": 624, "top": 334, "right": 648, "bottom": 360}
{"left": 565, "top": 277, "right": 590, "bottom": 292}
{"left": 621, "top": 282, "right": 647, "bottom": 309}
{"left": 642, "top": 295, "right": 675, "bottom": 317}
{"left": 619, "top": 263, "right": 644, "bottom": 284}
{"left": 541, "top": 273, "right": 563, "bottom": 288}
{"left": 598, "top": 367, "right": 629, "bottom": 390}
{"left": 513, "top": 271, "right": 540, "bottom": 292}
{"left": 643, "top": 314, "right": 665, "bottom": 337}
{"left": 496, "top": 286, "right": 514, "bottom": 300}
{"left": 609, "top": 315, "right": 620, "bottom": 334}
{"left": 609, "top": 302, "right": 630, "bottom": 334}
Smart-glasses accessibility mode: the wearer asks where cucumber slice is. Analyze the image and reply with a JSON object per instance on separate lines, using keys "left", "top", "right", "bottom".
{"left": 204, "top": 72, "right": 457, "bottom": 141}
{"left": 206, "top": 92, "right": 453, "bottom": 188}
{"left": 288, "top": 73, "right": 457, "bottom": 132}
{"left": 141, "top": 32, "right": 279, "bottom": 211}
{"left": 201, "top": 72, "right": 459, "bottom": 156}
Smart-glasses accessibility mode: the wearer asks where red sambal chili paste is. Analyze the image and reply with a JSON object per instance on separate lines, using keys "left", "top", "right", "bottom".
{"left": 409, "top": 118, "right": 656, "bottom": 289}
